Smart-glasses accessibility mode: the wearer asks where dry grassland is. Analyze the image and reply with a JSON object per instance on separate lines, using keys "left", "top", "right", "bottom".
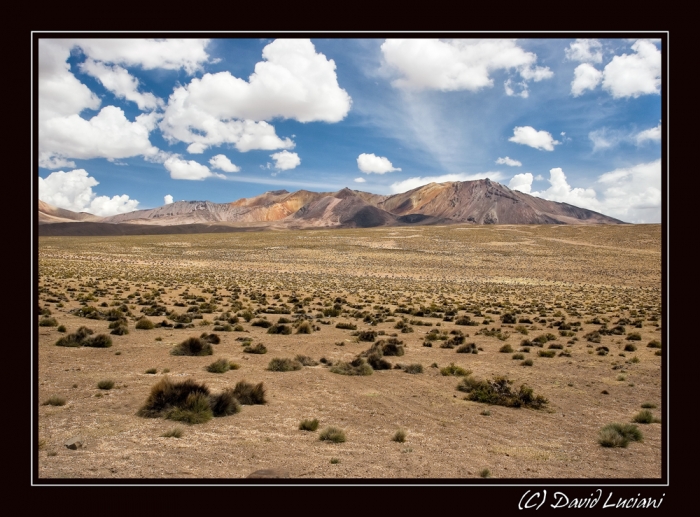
{"left": 37, "top": 223, "right": 662, "bottom": 479}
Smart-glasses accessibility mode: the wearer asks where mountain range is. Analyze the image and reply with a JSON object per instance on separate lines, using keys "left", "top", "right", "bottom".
{"left": 38, "top": 179, "right": 625, "bottom": 236}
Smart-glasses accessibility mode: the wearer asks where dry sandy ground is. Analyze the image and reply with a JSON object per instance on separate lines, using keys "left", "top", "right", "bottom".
{"left": 36, "top": 224, "right": 663, "bottom": 479}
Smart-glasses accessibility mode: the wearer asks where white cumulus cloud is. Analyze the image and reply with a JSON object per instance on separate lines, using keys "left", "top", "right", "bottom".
{"left": 565, "top": 39, "right": 603, "bottom": 64}
{"left": 571, "top": 63, "right": 603, "bottom": 97}
{"left": 496, "top": 156, "right": 522, "bottom": 167}
{"left": 354, "top": 177, "right": 366, "bottom": 183}
{"left": 163, "top": 156, "right": 224, "bottom": 180}
{"left": 602, "top": 40, "right": 661, "bottom": 99}
{"left": 381, "top": 39, "right": 552, "bottom": 94}
{"left": 508, "top": 172, "right": 534, "bottom": 193}
{"left": 38, "top": 168, "right": 139, "bottom": 216}
{"left": 164, "top": 195, "right": 174, "bottom": 205}
{"left": 509, "top": 126, "right": 560, "bottom": 151}
{"left": 389, "top": 172, "right": 505, "bottom": 194}
{"left": 357, "top": 153, "right": 401, "bottom": 174}
{"left": 635, "top": 122, "right": 661, "bottom": 145}
{"left": 159, "top": 39, "right": 350, "bottom": 154}
{"left": 271, "top": 150, "right": 301, "bottom": 171}
{"left": 209, "top": 154, "right": 241, "bottom": 172}
{"left": 78, "top": 59, "right": 163, "bottom": 111}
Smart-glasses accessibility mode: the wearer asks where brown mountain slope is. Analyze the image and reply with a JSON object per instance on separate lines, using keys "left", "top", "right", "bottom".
{"left": 288, "top": 188, "right": 398, "bottom": 228}
{"left": 378, "top": 179, "right": 624, "bottom": 224}
{"left": 38, "top": 200, "right": 104, "bottom": 224}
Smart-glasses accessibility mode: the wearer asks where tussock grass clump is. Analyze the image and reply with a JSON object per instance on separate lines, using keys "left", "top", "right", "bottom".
{"left": 641, "top": 402, "right": 657, "bottom": 409}
{"left": 647, "top": 339, "right": 661, "bottom": 348}
{"left": 57, "top": 325, "right": 66, "bottom": 333}
{"left": 357, "top": 330, "right": 377, "bottom": 342}
{"left": 233, "top": 381, "right": 267, "bottom": 405}
{"left": 138, "top": 377, "right": 211, "bottom": 418}
{"left": 267, "top": 323, "right": 292, "bottom": 335}
{"left": 167, "top": 392, "right": 213, "bottom": 424}
{"left": 480, "top": 468, "right": 491, "bottom": 478}
{"left": 39, "top": 317, "right": 58, "bottom": 327}
{"left": 403, "top": 364, "right": 423, "bottom": 374}
{"left": 336, "top": 322, "right": 357, "bottom": 330}
{"left": 624, "top": 343, "right": 637, "bottom": 352}
{"left": 209, "top": 389, "right": 241, "bottom": 416}
{"left": 499, "top": 344, "right": 513, "bottom": 353}
{"left": 171, "top": 337, "right": 213, "bottom": 356}
{"left": 42, "top": 395, "right": 66, "bottom": 406}
{"left": 319, "top": 427, "right": 346, "bottom": 443}
{"left": 626, "top": 332, "right": 642, "bottom": 341}
{"left": 599, "top": 423, "right": 643, "bottom": 448}
{"left": 206, "top": 358, "right": 232, "bottom": 373}
{"left": 456, "top": 342, "right": 478, "bottom": 354}
{"left": 97, "top": 379, "right": 115, "bottom": 390}
{"left": 457, "top": 375, "right": 548, "bottom": 409}
{"left": 268, "top": 357, "right": 303, "bottom": 372}
{"left": 632, "top": 410, "right": 659, "bottom": 424}
{"left": 83, "top": 334, "right": 113, "bottom": 348}
{"left": 455, "top": 316, "right": 479, "bottom": 326}
{"left": 299, "top": 418, "right": 320, "bottom": 431}
{"left": 392, "top": 429, "right": 407, "bottom": 443}
{"left": 200, "top": 332, "right": 221, "bottom": 344}
{"left": 440, "top": 363, "right": 471, "bottom": 377}
{"left": 295, "top": 355, "right": 319, "bottom": 366}
{"left": 110, "top": 324, "right": 129, "bottom": 336}
{"left": 243, "top": 343, "right": 267, "bottom": 354}
{"left": 295, "top": 321, "right": 313, "bottom": 334}
{"left": 135, "top": 318, "right": 155, "bottom": 330}
{"left": 330, "top": 357, "right": 373, "bottom": 376}
{"left": 521, "top": 359, "right": 533, "bottom": 366}
{"left": 145, "top": 368, "right": 157, "bottom": 374}
{"left": 251, "top": 319, "right": 272, "bottom": 328}
{"left": 538, "top": 350, "right": 555, "bottom": 358}
{"left": 161, "top": 427, "right": 184, "bottom": 438}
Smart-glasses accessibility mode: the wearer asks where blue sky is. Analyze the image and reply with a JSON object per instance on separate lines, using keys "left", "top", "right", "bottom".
{"left": 37, "top": 36, "right": 663, "bottom": 223}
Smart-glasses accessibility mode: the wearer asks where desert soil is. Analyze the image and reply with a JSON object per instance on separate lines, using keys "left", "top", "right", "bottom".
{"left": 36, "top": 223, "right": 663, "bottom": 479}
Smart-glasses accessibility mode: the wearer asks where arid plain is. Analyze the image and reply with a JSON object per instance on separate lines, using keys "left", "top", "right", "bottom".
{"left": 36, "top": 223, "right": 663, "bottom": 479}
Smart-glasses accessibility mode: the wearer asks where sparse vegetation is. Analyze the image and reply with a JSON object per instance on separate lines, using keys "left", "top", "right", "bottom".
{"left": 457, "top": 375, "right": 548, "bottom": 409}
{"left": 599, "top": 423, "right": 643, "bottom": 448}
{"left": 268, "top": 357, "right": 303, "bottom": 372}
{"left": 97, "top": 379, "right": 114, "bottom": 390}
{"left": 319, "top": 427, "right": 346, "bottom": 443}
{"left": 299, "top": 418, "right": 320, "bottom": 431}
{"left": 42, "top": 395, "right": 66, "bottom": 406}
{"left": 171, "top": 337, "right": 213, "bottom": 356}
{"left": 392, "top": 429, "right": 407, "bottom": 443}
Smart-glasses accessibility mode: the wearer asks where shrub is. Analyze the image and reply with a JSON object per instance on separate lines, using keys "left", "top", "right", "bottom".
{"left": 171, "top": 337, "right": 213, "bottom": 356}
{"left": 647, "top": 340, "right": 661, "bottom": 348}
{"left": 479, "top": 468, "right": 491, "bottom": 478}
{"left": 599, "top": 423, "right": 643, "bottom": 448}
{"left": 145, "top": 368, "right": 157, "bottom": 374}
{"left": 403, "top": 364, "right": 423, "bottom": 374}
{"left": 268, "top": 358, "right": 303, "bottom": 372}
{"left": 241, "top": 310, "right": 254, "bottom": 322}
{"left": 251, "top": 319, "right": 272, "bottom": 328}
{"left": 295, "top": 321, "right": 313, "bottom": 334}
{"left": 624, "top": 343, "right": 637, "bottom": 352}
{"left": 39, "top": 317, "right": 58, "bottom": 327}
{"left": 455, "top": 316, "right": 478, "bottom": 326}
{"left": 83, "top": 334, "right": 113, "bottom": 348}
{"left": 392, "top": 429, "right": 406, "bottom": 443}
{"left": 299, "top": 418, "right": 320, "bottom": 431}
{"left": 521, "top": 359, "right": 533, "bottom": 366}
{"left": 456, "top": 342, "right": 478, "bottom": 354}
{"left": 499, "top": 344, "right": 513, "bottom": 353}
{"left": 97, "top": 379, "right": 114, "bottom": 390}
{"left": 209, "top": 388, "right": 241, "bottom": 416}
{"left": 330, "top": 358, "right": 373, "bottom": 376}
{"left": 538, "top": 350, "right": 555, "bottom": 358}
{"left": 233, "top": 381, "right": 267, "bottom": 405}
{"left": 243, "top": 343, "right": 267, "bottom": 354}
{"left": 641, "top": 402, "right": 657, "bottom": 409}
{"left": 57, "top": 325, "right": 66, "bottom": 333}
{"left": 626, "top": 332, "right": 642, "bottom": 341}
{"left": 336, "top": 322, "right": 357, "bottom": 330}
{"left": 501, "top": 313, "right": 516, "bottom": 324}
{"left": 166, "top": 392, "right": 213, "bottom": 424}
{"left": 440, "top": 363, "right": 471, "bottom": 377}
{"left": 330, "top": 458, "right": 340, "bottom": 464}
{"left": 161, "top": 427, "right": 184, "bottom": 438}
{"left": 200, "top": 332, "right": 221, "bottom": 344}
{"left": 596, "top": 346, "right": 609, "bottom": 356}
{"left": 512, "top": 353, "right": 525, "bottom": 360}
{"left": 319, "top": 427, "right": 346, "bottom": 443}
{"left": 42, "top": 395, "right": 66, "bottom": 406}
{"left": 295, "top": 355, "right": 319, "bottom": 366}
{"left": 547, "top": 343, "right": 563, "bottom": 350}
{"left": 135, "top": 318, "right": 155, "bottom": 330}
{"left": 457, "top": 375, "right": 547, "bottom": 409}
{"left": 110, "top": 324, "right": 129, "bottom": 336}
{"left": 358, "top": 330, "right": 377, "bottom": 342}
{"left": 632, "top": 410, "right": 658, "bottom": 424}
{"left": 206, "top": 358, "right": 231, "bottom": 373}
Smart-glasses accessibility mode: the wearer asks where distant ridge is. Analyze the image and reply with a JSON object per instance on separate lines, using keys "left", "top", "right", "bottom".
{"left": 39, "top": 179, "right": 625, "bottom": 235}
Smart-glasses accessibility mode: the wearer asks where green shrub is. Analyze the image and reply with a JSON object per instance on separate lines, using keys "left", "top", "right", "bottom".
{"left": 294, "top": 355, "right": 319, "bottom": 366}
{"left": 599, "top": 423, "right": 643, "bottom": 448}
{"left": 252, "top": 319, "right": 272, "bottom": 328}
{"left": 521, "top": 359, "right": 533, "bottom": 366}
{"left": 209, "top": 388, "right": 241, "bottom": 416}
{"left": 200, "top": 332, "right": 221, "bottom": 344}
{"left": 166, "top": 392, "right": 213, "bottom": 424}
{"left": 145, "top": 368, "right": 157, "bottom": 374}
{"left": 632, "top": 410, "right": 659, "bottom": 424}
{"left": 626, "top": 332, "right": 642, "bottom": 341}
{"left": 39, "top": 317, "right": 58, "bottom": 327}
{"left": 647, "top": 340, "right": 661, "bottom": 348}
{"left": 268, "top": 358, "right": 303, "bottom": 372}
{"left": 57, "top": 325, "right": 66, "bottom": 333}
{"left": 97, "top": 379, "right": 114, "bottom": 390}
{"left": 42, "top": 395, "right": 66, "bottom": 406}
{"left": 538, "top": 350, "right": 555, "bottom": 358}
{"left": 206, "top": 358, "right": 231, "bottom": 373}
{"left": 110, "top": 324, "right": 129, "bottom": 336}
{"left": 479, "top": 468, "right": 491, "bottom": 478}
{"left": 624, "top": 343, "right": 637, "bottom": 352}
{"left": 358, "top": 330, "right": 377, "bottom": 342}
{"left": 392, "top": 429, "right": 406, "bottom": 443}
{"left": 135, "top": 318, "right": 155, "bottom": 330}
{"left": 161, "top": 427, "right": 184, "bottom": 438}
{"left": 171, "top": 337, "right": 213, "bottom": 356}
{"left": 499, "top": 344, "right": 513, "bottom": 353}
{"left": 440, "top": 363, "right": 471, "bottom": 377}
{"left": 547, "top": 343, "right": 563, "bottom": 349}
{"left": 457, "top": 375, "right": 547, "bottom": 409}
{"left": 456, "top": 342, "right": 478, "bottom": 354}
{"left": 641, "top": 402, "right": 657, "bottom": 409}
{"left": 82, "top": 334, "right": 113, "bottom": 348}
{"left": 232, "top": 381, "right": 266, "bottom": 405}
{"left": 299, "top": 418, "right": 319, "bottom": 431}
{"left": 295, "top": 321, "right": 313, "bottom": 334}
{"left": 243, "top": 343, "right": 267, "bottom": 354}
{"left": 512, "top": 353, "right": 525, "bottom": 360}
{"left": 319, "top": 427, "right": 346, "bottom": 443}
{"left": 403, "top": 364, "right": 423, "bottom": 374}
{"left": 330, "top": 358, "right": 373, "bottom": 376}
{"left": 336, "top": 322, "right": 357, "bottom": 330}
